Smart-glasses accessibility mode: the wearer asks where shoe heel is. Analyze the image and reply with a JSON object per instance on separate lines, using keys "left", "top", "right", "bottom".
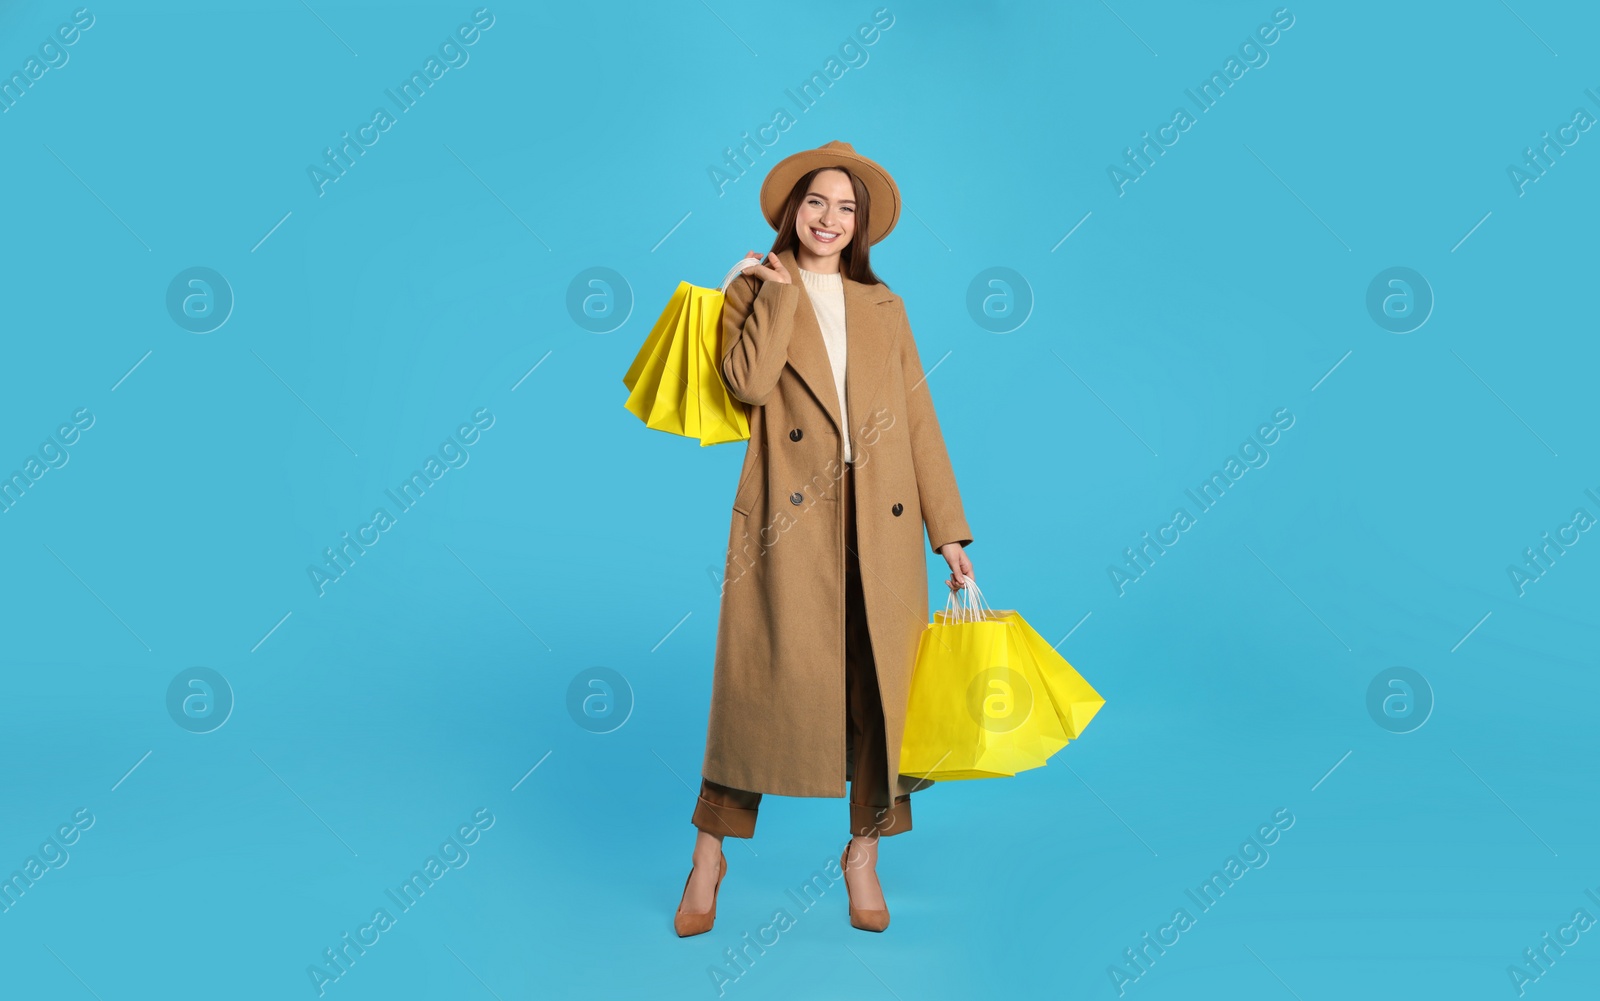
{"left": 674, "top": 851, "right": 728, "bottom": 938}
{"left": 840, "top": 843, "right": 890, "bottom": 932}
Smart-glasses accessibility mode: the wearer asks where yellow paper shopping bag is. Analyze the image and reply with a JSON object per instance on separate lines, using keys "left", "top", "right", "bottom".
{"left": 1008, "top": 613, "right": 1105, "bottom": 739}
{"left": 901, "top": 587, "right": 1060, "bottom": 780}
{"left": 900, "top": 608, "right": 1022, "bottom": 781}
{"left": 900, "top": 576, "right": 1103, "bottom": 782}
{"left": 621, "top": 256, "right": 761, "bottom": 446}
{"left": 987, "top": 609, "right": 1075, "bottom": 762}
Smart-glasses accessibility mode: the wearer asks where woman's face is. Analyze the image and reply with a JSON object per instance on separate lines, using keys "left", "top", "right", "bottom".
{"left": 794, "top": 169, "right": 856, "bottom": 267}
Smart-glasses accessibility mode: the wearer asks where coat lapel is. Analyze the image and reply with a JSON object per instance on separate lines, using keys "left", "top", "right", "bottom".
{"left": 776, "top": 247, "right": 898, "bottom": 450}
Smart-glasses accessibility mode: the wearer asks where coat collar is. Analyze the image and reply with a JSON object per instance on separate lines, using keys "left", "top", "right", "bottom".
{"left": 774, "top": 246, "right": 898, "bottom": 442}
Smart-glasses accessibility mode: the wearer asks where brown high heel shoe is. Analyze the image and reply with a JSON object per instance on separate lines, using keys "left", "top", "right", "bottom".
{"left": 840, "top": 842, "right": 890, "bottom": 932}
{"left": 673, "top": 850, "right": 728, "bottom": 937}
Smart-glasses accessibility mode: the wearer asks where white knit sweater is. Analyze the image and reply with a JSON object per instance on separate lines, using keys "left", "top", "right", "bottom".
{"left": 798, "top": 267, "right": 852, "bottom": 462}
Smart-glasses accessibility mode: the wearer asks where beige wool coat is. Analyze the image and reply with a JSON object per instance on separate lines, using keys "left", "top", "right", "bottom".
{"left": 701, "top": 246, "right": 974, "bottom": 801}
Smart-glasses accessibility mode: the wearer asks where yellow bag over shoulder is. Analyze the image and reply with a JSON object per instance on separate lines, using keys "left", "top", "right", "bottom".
{"left": 622, "top": 257, "right": 761, "bottom": 446}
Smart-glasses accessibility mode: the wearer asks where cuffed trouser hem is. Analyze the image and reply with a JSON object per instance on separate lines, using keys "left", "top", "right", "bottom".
{"left": 850, "top": 795, "right": 912, "bottom": 839}
{"left": 691, "top": 781, "right": 761, "bottom": 838}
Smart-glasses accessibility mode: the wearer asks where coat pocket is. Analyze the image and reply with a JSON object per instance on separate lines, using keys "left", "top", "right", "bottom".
{"left": 731, "top": 446, "right": 760, "bottom": 515}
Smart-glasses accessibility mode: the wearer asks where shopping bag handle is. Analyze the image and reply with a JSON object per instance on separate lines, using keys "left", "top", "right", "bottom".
{"left": 717, "top": 255, "right": 767, "bottom": 294}
{"left": 942, "top": 572, "right": 995, "bottom": 624}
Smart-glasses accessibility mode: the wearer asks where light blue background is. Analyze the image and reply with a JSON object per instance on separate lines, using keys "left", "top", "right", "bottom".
{"left": 2, "top": 1, "right": 1597, "bottom": 998}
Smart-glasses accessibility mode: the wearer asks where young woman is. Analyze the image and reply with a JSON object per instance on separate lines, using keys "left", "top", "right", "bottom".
{"left": 673, "top": 141, "right": 975, "bottom": 936}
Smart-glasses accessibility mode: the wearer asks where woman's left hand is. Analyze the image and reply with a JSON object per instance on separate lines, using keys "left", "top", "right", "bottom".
{"left": 938, "top": 543, "right": 973, "bottom": 592}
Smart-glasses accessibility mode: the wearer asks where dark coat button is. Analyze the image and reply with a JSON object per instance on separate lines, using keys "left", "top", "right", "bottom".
{"left": 789, "top": 428, "right": 803, "bottom": 441}
{"left": 892, "top": 502, "right": 903, "bottom": 516}
{"left": 790, "top": 491, "right": 804, "bottom": 505}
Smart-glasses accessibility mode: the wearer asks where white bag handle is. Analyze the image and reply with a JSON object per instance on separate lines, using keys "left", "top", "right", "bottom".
{"left": 942, "top": 572, "right": 994, "bottom": 624}
{"left": 717, "top": 254, "right": 767, "bottom": 294}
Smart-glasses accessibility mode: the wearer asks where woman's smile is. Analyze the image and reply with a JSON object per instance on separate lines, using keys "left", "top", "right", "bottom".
{"left": 794, "top": 168, "right": 857, "bottom": 272}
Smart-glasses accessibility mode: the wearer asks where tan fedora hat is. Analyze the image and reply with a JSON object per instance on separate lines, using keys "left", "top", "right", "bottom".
{"left": 759, "top": 140, "right": 901, "bottom": 246}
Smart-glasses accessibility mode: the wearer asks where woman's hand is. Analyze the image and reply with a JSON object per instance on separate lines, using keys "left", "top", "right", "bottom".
{"left": 939, "top": 543, "right": 973, "bottom": 592}
{"left": 742, "top": 250, "right": 791, "bottom": 285}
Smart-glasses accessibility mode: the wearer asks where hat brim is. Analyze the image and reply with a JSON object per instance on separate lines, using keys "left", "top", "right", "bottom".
{"left": 760, "top": 148, "right": 900, "bottom": 246}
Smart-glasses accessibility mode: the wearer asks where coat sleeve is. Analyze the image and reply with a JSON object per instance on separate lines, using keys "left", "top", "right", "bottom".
{"left": 898, "top": 304, "right": 973, "bottom": 553}
{"left": 720, "top": 272, "right": 802, "bottom": 406}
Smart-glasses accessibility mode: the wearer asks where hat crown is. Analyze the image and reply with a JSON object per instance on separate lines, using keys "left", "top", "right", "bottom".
{"left": 758, "top": 140, "right": 901, "bottom": 245}
{"left": 758, "top": 140, "right": 902, "bottom": 243}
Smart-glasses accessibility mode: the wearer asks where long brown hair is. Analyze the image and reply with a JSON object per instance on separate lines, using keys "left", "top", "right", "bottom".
{"left": 766, "top": 166, "right": 889, "bottom": 288}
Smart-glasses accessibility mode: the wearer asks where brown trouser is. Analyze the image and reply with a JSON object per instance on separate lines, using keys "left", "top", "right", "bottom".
{"left": 693, "top": 460, "right": 913, "bottom": 840}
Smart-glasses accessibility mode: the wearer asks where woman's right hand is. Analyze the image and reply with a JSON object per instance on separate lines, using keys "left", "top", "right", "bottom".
{"left": 742, "top": 250, "right": 791, "bottom": 285}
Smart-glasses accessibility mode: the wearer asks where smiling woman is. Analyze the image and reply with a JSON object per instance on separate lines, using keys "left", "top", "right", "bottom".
{"left": 674, "top": 140, "right": 977, "bottom": 938}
